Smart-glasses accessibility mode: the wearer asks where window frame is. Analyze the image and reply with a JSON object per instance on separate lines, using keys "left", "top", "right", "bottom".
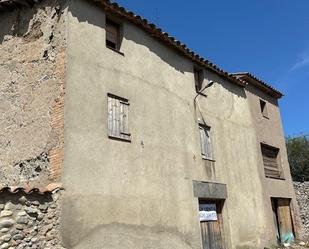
{"left": 198, "top": 123, "right": 215, "bottom": 161}
{"left": 259, "top": 99, "right": 269, "bottom": 119}
{"left": 105, "top": 18, "right": 123, "bottom": 54}
{"left": 260, "top": 143, "right": 284, "bottom": 179}
{"left": 194, "top": 67, "right": 204, "bottom": 93}
{"left": 107, "top": 93, "right": 131, "bottom": 142}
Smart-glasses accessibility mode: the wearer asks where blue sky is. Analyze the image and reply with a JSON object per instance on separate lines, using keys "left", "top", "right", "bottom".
{"left": 115, "top": 0, "right": 309, "bottom": 136}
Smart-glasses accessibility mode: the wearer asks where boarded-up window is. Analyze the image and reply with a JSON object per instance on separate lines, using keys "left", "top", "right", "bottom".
{"left": 199, "top": 124, "right": 214, "bottom": 160}
{"left": 260, "top": 99, "right": 268, "bottom": 118}
{"left": 107, "top": 94, "right": 130, "bottom": 141}
{"left": 106, "top": 19, "right": 120, "bottom": 50}
{"left": 261, "top": 143, "right": 283, "bottom": 178}
{"left": 194, "top": 68, "right": 203, "bottom": 92}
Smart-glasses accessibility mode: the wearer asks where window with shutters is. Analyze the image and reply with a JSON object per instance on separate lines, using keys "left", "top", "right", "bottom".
{"left": 194, "top": 68, "right": 203, "bottom": 92}
{"left": 199, "top": 124, "right": 214, "bottom": 160}
{"left": 261, "top": 143, "right": 283, "bottom": 179}
{"left": 107, "top": 93, "right": 130, "bottom": 141}
{"left": 106, "top": 18, "right": 121, "bottom": 51}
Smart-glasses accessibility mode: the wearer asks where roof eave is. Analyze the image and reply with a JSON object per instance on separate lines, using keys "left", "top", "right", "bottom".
{"left": 232, "top": 73, "right": 284, "bottom": 99}
{"left": 93, "top": 0, "right": 246, "bottom": 88}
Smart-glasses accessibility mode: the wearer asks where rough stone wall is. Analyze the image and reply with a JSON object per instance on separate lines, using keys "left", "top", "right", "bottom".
{"left": 0, "top": 0, "right": 66, "bottom": 187}
{"left": 0, "top": 190, "right": 64, "bottom": 249}
{"left": 294, "top": 182, "right": 309, "bottom": 240}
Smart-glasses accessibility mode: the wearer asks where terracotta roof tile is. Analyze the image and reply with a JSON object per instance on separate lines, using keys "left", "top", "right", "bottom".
{"left": 231, "top": 72, "right": 283, "bottom": 98}
{"left": 0, "top": 0, "right": 283, "bottom": 97}
{"left": 0, "top": 183, "right": 63, "bottom": 195}
{"left": 90, "top": 0, "right": 246, "bottom": 88}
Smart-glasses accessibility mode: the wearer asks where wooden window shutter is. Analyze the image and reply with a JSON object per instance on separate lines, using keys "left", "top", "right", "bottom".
{"left": 194, "top": 68, "right": 203, "bottom": 92}
{"left": 199, "top": 125, "right": 206, "bottom": 157}
{"left": 106, "top": 19, "right": 119, "bottom": 50}
{"left": 199, "top": 124, "right": 213, "bottom": 160}
{"left": 108, "top": 94, "right": 130, "bottom": 141}
{"left": 261, "top": 144, "right": 282, "bottom": 178}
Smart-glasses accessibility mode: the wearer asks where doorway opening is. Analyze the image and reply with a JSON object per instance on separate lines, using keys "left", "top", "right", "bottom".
{"left": 271, "top": 198, "right": 295, "bottom": 244}
{"left": 199, "top": 199, "right": 225, "bottom": 249}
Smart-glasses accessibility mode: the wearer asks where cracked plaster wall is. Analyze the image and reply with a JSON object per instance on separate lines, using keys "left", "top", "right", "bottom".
{"left": 0, "top": 0, "right": 67, "bottom": 187}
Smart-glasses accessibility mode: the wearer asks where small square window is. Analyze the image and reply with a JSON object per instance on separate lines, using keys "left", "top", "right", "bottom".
{"left": 194, "top": 68, "right": 203, "bottom": 92}
{"left": 106, "top": 18, "right": 121, "bottom": 51}
{"left": 260, "top": 99, "right": 268, "bottom": 118}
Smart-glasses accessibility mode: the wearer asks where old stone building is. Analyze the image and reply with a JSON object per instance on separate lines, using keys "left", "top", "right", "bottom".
{"left": 0, "top": 0, "right": 304, "bottom": 248}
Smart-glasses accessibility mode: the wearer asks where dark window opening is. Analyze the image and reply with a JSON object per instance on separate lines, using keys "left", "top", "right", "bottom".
{"left": 106, "top": 19, "right": 121, "bottom": 51}
{"left": 260, "top": 99, "right": 268, "bottom": 118}
{"left": 194, "top": 68, "right": 203, "bottom": 92}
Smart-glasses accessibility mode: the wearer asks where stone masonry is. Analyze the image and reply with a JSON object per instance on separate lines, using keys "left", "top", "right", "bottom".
{"left": 294, "top": 182, "right": 309, "bottom": 240}
{"left": 0, "top": 190, "right": 64, "bottom": 249}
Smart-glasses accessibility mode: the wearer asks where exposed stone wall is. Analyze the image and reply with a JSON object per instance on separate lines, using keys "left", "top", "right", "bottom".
{"left": 0, "top": 190, "right": 64, "bottom": 249}
{"left": 294, "top": 182, "right": 309, "bottom": 240}
{"left": 0, "top": 0, "right": 67, "bottom": 187}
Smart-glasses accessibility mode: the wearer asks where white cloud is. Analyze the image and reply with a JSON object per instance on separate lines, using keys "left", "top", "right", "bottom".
{"left": 291, "top": 50, "right": 309, "bottom": 71}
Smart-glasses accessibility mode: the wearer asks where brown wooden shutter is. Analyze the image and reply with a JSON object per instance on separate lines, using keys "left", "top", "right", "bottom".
{"left": 108, "top": 94, "right": 130, "bottom": 141}
{"left": 106, "top": 19, "right": 119, "bottom": 49}
{"left": 194, "top": 68, "right": 203, "bottom": 92}
{"left": 261, "top": 144, "right": 281, "bottom": 178}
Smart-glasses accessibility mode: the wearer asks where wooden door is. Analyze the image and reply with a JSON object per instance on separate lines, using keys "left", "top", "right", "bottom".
{"left": 199, "top": 201, "right": 224, "bottom": 249}
{"left": 277, "top": 199, "right": 295, "bottom": 244}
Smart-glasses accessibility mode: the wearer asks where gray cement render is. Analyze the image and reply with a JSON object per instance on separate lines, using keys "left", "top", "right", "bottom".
{"left": 245, "top": 84, "right": 303, "bottom": 240}
{"left": 62, "top": 0, "right": 298, "bottom": 248}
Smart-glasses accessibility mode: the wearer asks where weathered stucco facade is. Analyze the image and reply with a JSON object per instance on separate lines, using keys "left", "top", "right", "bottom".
{"left": 0, "top": 0, "right": 303, "bottom": 249}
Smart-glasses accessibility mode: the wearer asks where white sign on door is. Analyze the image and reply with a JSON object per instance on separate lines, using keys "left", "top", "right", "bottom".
{"left": 199, "top": 204, "right": 217, "bottom": 221}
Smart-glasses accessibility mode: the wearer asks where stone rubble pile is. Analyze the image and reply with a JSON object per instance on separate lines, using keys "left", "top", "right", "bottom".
{"left": 0, "top": 190, "right": 65, "bottom": 249}
{"left": 294, "top": 181, "right": 309, "bottom": 240}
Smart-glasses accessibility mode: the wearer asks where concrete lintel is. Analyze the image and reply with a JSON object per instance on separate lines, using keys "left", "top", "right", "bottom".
{"left": 193, "top": 180, "right": 227, "bottom": 199}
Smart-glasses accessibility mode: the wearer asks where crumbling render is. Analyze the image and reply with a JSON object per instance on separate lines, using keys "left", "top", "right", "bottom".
{"left": 0, "top": 0, "right": 66, "bottom": 187}
{"left": 15, "top": 153, "right": 49, "bottom": 182}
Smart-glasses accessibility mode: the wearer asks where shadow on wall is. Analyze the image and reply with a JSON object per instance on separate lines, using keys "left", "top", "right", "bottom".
{"left": 193, "top": 71, "right": 247, "bottom": 124}
{"left": 69, "top": 0, "right": 190, "bottom": 74}
{"left": 206, "top": 71, "right": 247, "bottom": 99}
{"left": 61, "top": 196, "right": 196, "bottom": 249}
{"left": 0, "top": 0, "right": 63, "bottom": 44}
{"left": 0, "top": 7, "right": 38, "bottom": 43}
{"left": 245, "top": 84, "right": 279, "bottom": 107}
{"left": 123, "top": 22, "right": 190, "bottom": 74}
{"left": 69, "top": 0, "right": 250, "bottom": 94}
{"left": 68, "top": 0, "right": 106, "bottom": 29}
